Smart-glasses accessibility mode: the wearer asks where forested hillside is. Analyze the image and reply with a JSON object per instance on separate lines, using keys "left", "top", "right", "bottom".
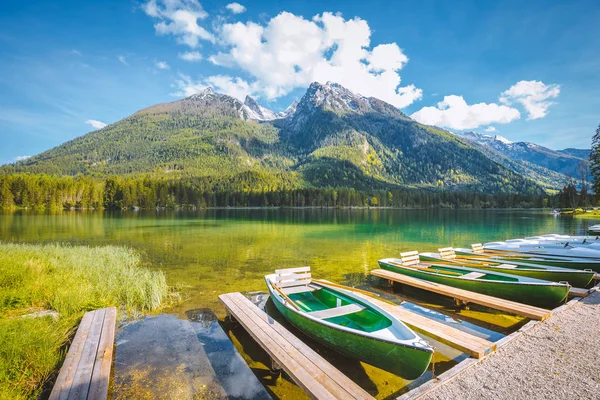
{"left": 1, "top": 82, "right": 549, "bottom": 210}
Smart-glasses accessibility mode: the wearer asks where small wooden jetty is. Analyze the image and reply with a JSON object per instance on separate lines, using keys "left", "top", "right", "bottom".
{"left": 350, "top": 291, "right": 496, "bottom": 358}
{"left": 219, "top": 292, "right": 374, "bottom": 400}
{"left": 370, "top": 269, "right": 551, "bottom": 321}
{"left": 50, "top": 307, "right": 116, "bottom": 400}
{"left": 568, "top": 286, "right": 598, "bottom": 298}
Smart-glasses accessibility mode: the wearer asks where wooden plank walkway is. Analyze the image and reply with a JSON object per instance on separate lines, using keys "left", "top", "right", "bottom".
{"left": 568, "top": 286, "right": 598, "bottom": 298}
{"left": 50, "top": 307, "right": 116, "bottom": 400}
{"left": 350, "top": 291, "right": 496, "bottom": 359}
{"left": 219, "top": 292, "right": 374, "bottom": 400}
{"left": 370, "top": 269, "right": 551, "bottom": 321}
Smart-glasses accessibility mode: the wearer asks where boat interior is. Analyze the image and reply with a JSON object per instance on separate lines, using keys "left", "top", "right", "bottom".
{"left": 271, "top": 267, "right": 392, "bottom": 333}
{"left": 382, "top": 252, "right": 520, "bottom": 282}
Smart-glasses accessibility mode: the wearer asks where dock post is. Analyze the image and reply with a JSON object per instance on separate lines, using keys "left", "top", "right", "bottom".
{"left": 270, "top": 358, "right": 282, "bottom": 374}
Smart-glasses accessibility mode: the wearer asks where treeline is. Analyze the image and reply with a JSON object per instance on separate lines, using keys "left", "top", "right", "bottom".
{"left": 0, "top": 173, "right": 559, "bottom": 211}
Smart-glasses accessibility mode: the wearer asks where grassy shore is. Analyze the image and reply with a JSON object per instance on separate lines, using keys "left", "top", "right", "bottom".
{"left": 572, "top": 209, "right": 600, "bottom": 220}
{"left": 0, "top": 242, "right": 173, "bottom": 399}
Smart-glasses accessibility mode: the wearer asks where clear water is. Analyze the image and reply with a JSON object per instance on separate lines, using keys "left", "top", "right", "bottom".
{"left": 0, "top": 209, "right": 595, "bottom": 399}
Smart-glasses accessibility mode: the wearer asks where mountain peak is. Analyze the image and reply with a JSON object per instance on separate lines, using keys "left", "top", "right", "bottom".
{"left": 494, "top": 134, "right": 512, "bottom": 145}
{"left": 243, "top": 95, "right": 277, "bottom": 121}
{"left": 185, "top": 87, "right": 216, "bottom": 101}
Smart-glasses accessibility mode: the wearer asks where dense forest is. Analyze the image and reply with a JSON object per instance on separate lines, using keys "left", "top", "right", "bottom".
{"left": 0, "top": 173, "right": 562, "bottom": 211}
{"left": 1, "top": 84, "right": 546, "bottom": 195}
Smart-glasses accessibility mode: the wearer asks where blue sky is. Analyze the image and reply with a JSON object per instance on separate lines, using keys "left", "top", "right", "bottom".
{"left": 1, "top": 0, "right": 599, "bottom": 165}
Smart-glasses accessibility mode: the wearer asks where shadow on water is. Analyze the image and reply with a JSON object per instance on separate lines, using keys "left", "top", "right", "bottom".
{"left": 113, "top": 311, "right": 271, "bottom": 400}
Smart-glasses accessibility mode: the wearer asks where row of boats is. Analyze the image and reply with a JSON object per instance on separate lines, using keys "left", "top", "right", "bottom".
{"left": 263, "top": 234, "right": 600, "bottom": 381}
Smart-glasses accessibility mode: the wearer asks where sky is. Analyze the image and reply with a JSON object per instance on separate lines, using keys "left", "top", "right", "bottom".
{"left": 1, "top": 0, "right": 599, "bottom": 165}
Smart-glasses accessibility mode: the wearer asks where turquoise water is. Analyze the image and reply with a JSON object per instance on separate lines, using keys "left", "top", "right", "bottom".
{"left": 0, "top": 209, "right": 594, "bottom": 398}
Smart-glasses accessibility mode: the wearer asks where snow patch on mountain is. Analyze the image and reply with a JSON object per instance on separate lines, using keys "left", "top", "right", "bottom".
{"left": 243, "top": 96, "right": 277, "bottom": 121}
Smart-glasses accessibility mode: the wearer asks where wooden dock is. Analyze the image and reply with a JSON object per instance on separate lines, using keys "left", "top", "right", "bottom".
{"left": 219, "top": 292, "right": 374, "bottom": 400}
{"left": 50, "top": 307, "right": 116, "bottom": 400}
{"left": 568, "top": 286, "right": 598, "bottom": 298}
{"left": 370, "top": 269, "right": 551, "bottom": 321}
{"left": 350, "top": 291, "right": 496, "bottom": 358}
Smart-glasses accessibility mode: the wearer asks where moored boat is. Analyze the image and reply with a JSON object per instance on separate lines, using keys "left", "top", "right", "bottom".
{"left": 265, "top": 267, "right": 434, "bottom": 380}
{"left": 419, "top": 248, "right": 594, "bottom": 287}
{"left": 458, "top": 243, "right": 600, "bottom": 272}
{"left": 484, "top": 241, "right": 600, "bottom": 259}
{"left": 378, "top": 254, "right": 570, "bottom": 308}
{"left": 588, "top": 224, "right": 600, "bottom": 235}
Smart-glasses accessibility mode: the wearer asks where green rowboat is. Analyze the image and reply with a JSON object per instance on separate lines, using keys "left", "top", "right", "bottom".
{"left": 378, "top": 258, "right": 570, "bottom": 308}
{"left": 419, "top": 250, "right": 594, "bottom": 287}
{"left": 265, "top": 267, "right": 433, "bottom": 380}
{"left": 454, "top": 247, "right": 600, "bottom": 272}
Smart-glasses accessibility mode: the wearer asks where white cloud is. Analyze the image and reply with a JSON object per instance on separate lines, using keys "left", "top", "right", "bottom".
{"left": 226, "top": 3, "right": 246, "bottom": 14}
{"left": 85, "top": 119, "right": 108, "bottom": 130}
{"left": 171, "top": 73, "right": 208, "bottom": 97}
{"left": 206, "top": 11, "right": 421, "bottom": 107}
{"left": 178, "top": 51, "right": 203, "bottom": 62}
{"left": 410, "top": 95, "right": 520, "bottom": 130}
{"left": 155, "top": 60, "right": 170, "bottom": 69}
{"left": 143, "top": 0, "right": 214, "bottom": 47}
{"left": 71, "top": 49, "right": 82, "bottom": 56}
{"left": 485, "top": 126, "right": 496, "bottom": 132}
{"left": 14, "top": 156, "right": 31, "bottom": 162}
{"left": 204, "top": 75, "right": 259, "bottom": 99}
{"left": 117, "top": 55, "right": 129, "bottom": 65}
{"left": 500, "top": 80, "right": 560, "bottom": 120}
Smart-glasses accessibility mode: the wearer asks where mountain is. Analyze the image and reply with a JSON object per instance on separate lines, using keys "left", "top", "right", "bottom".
{"left": 2, "top": 82, "right": 544, "bottom": 195}
{"left": 558, "top": 148, "right": 590, "bottom": 160}
{"left": 454, "top": 131, "right": 590, "bottom": 190}
{"left": 243, "top": 96, "right": 277, "bottom": 121}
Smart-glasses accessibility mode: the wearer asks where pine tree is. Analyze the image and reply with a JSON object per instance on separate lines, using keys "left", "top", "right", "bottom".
{"left": 590, "top": 124, "right": 600, "bottom": 201}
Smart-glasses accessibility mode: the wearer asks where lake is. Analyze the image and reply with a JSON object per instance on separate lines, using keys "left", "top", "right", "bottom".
{"left": 0, "top": 209, "right": 594, "bottom": 399}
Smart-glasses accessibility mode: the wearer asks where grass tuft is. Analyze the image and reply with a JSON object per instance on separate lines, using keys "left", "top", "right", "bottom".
{"left": 0, "top": 242, "right": 172, "bottom": 398}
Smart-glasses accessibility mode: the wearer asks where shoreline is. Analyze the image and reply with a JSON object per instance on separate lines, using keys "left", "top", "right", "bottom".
{"left": 421, "top": 289, "right": 600, "bottom": 400}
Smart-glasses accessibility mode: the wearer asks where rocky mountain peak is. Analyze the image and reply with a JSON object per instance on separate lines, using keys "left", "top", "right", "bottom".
{"left": 243, "top": 95, "right": 277, "bottom": 121}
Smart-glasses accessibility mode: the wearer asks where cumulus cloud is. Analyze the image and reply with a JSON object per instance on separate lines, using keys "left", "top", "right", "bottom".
{"left": 410, "top": 95, "right": 521, "bottom": 130}
{"left": 206, "top": 11, "right": 421, "bottom": 107}
{"left": 178, "top": 51, "right": 202, "bottom": 62}
{"left": 117, "top": 55, "right": 129, "bottom": 65}
{"left": 85, "top": 119, "right": 107, "bottom": 130}
{"left": 226, "top": 3, "right": 246, "bottom": 14}
{"left": 171, "top": 73, "right": 208, "bottom": 97}
{"left": 143, "top": 0, "right": 214, "bottom": 47}
{"left": 14, "top": 156, "right": 31, "bottom": 162}
{"left": 155, "top": 60, "right": 170, "bottom": 69}
{"left": 485, "top": 126, "right": 496, "bottom": 132}
{"left": 500, "top": 80, "right": 560, "bottom": 120}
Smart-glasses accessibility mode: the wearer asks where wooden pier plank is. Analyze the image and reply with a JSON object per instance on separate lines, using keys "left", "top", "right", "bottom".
{"left": 88, "top": 307, "right": 117, "bottom": 400}
{"left": 220, "top": 294, "right": 338, "bottom": 400}
{"left": 227, "top": 294, "right": 352, "bottom": 400}
{"left": 69, "top": 308, "right": 106, "bottom": 399}
{"left": 349, "top": 291, "right": 496, "bottom": 359}
{"left": 220, "top": 292, "right": 374, "bottom": 400}
{"left": 49, "top": 307, "right": 117, "bottom": 400}
{"left": 49, "top": 312, "right": 95, "bottom": 400}
{"left": 233, "top": 292, "right": 373, "bottom": 397}
{"left": 370, "top": 269, "right": 551, "bottom": 321}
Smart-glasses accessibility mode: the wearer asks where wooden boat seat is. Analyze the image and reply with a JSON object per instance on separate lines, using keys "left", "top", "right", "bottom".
{"left": 471, "top": 243, "right": 485, "bottom": 254}
{"left": 307, "top": 303, "right": 366, "bottom": 319}
{"left": 461, "top": 272, "right": 486, "bottom": 279}
{"left": 281, "top": 284, "right": 319, "bottom": 295}
{"left": 438, "top": 247, "right": 457, "bottom": 260}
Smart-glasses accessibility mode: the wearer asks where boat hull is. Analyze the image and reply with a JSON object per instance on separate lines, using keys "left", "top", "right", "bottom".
{"left": 453, "top": 249, "right": 600, "bottom": 273}
{"left": 418, "top": 255, "right": 594, "bottom": 287}
{"left": 378, "top": 261, "right": 569, "bottom": 308}
{"left": 267, "top": 283, "right": 433, "bottom": 380}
